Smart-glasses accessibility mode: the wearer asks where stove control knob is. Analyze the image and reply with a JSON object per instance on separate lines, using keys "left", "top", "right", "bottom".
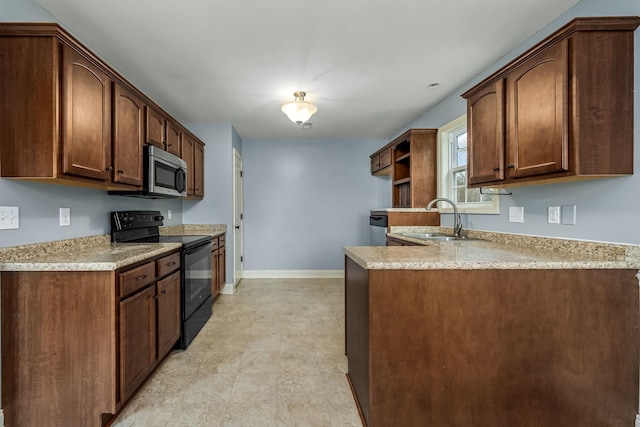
{"left": 154, "top": 215, "right": 164, "bottom": 221}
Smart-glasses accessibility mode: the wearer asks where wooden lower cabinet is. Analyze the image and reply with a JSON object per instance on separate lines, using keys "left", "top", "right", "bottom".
{"left": 386, "top": 237, "right": 420, "bottom": 246}
{"left": 120, "top": 285, "right": 157, "bottom": 402}
{"left": 156, "top": 271, "right": 181, "bottom": 358}
{"left": 345, "top": 257, "right": 639, "bottom": 427}
{"left": 211, "top": 234, "right": 227, "bottom": 298}
{"left": 1, "top": 250, "right": 181, "bottom": 427}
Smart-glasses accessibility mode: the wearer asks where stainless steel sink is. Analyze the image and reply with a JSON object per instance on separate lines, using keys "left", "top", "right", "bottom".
{"left": 399, "top": 232, "right": 481, "bottom": 242}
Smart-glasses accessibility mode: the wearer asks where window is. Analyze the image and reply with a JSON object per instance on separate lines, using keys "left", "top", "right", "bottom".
{"left": 437, "top": 115, "right": 499, "bottom": 214}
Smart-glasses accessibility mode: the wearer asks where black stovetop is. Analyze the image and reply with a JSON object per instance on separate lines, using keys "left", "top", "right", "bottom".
{"left": 111, "top": 210, "right": 212, "bottom": 248}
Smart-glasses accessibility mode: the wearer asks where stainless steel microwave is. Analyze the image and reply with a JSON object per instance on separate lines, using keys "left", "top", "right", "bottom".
{"left": 109, "top": 145, "right": 187, "bottom": 198}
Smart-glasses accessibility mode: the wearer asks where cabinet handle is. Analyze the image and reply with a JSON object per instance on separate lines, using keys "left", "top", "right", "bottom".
{"left": 166, "top": 262, "right": 176, "bottom": 266}
{"left": 493, "top": 167, "right": 500, "bottom": 172}
{"left": 136, "top": 274, "right": 148, "bottom": 281}
{"left": 106, "top": 166, "right": 113, "bottom": 171}
{"left": 507, "top": 164, "right": 514, "bottom": 169}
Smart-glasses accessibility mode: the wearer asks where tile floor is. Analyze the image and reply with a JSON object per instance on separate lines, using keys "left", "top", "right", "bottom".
{"left": 111, "top": 278, "right": 362, "bottom": 427}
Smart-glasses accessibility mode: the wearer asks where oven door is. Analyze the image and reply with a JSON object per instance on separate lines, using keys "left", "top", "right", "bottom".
{"left": 147, "top": 146, "right": 187, "bottom": 197}
{"left": 182, "top": 239, "right": 213, "bottom": 320}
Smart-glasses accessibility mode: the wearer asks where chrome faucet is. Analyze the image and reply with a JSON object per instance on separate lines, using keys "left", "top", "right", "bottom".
{"left": 426, "top": 198, "right": 462, "bottom": 237}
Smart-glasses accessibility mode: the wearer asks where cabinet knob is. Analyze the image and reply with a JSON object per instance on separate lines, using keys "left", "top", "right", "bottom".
{"left": 507, "top": 164, "right": 515, "bottom": 169}
{"left": 117, "top": 169, "right": 124, "bottom": 174}
{"left": 493, "top": 167, "right": 500, "bottom": 172}
{"left": 161, "top": 289, "right": 167, "bottom": 294}
{"left": 106, "top": 166, "right": 113, "bottom": 171}
{"left": 136, "top": 274, "right": 148, "bottom": 281}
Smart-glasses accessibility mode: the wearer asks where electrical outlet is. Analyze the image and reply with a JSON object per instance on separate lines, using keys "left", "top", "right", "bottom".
{"left": 0, "top": 206, "right": 20, "bottom": 230}
{"left": 548, "top": 206, "right": 560, "bottom": 224}
{"left": 167, "top": 209, "right": 172, "bottom": 219}
{"left": 561, "top": 205, "right": 576, "bottom": 225}
{"left": 59, "top": 208, "right": 71, "bottom": 227}
{"left": 508, "top": 206, "right": 524, "bottom": 223}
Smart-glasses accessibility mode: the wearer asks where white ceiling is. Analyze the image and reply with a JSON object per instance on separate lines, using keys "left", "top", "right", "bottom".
{"left": 37, "top": 0, "right": 580, "bottom": 140}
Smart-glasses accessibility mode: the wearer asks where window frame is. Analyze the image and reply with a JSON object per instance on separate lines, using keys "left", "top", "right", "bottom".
{"left": 437, "top": 115, "right": 499, "bottom": 214}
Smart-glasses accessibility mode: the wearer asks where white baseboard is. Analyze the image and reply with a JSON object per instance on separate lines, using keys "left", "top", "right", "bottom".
{"left": 220, "top": 282, "right": 236, "bottom": 295}
{"left": 1, "top": 409, "right": 4, "bottom": 427}
{"left": 635, "top": 413, "right": 640, "bottom": 427}
{"left": 242, "top": 270, "right": 344, "bottom": 279}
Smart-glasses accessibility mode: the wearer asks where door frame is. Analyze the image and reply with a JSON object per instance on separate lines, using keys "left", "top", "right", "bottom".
{"left": 232, "top": 148, "right": 244, "bottom": 288}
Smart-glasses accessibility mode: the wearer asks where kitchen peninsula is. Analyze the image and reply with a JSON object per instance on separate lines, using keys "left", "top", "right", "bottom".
{"left": 344, "top": 235, "right": 640, "bottom": 426}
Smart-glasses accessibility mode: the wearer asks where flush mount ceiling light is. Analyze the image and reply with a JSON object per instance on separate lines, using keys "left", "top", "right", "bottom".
{"left": 281, "top": 91, "right": 318, "bottom": 124}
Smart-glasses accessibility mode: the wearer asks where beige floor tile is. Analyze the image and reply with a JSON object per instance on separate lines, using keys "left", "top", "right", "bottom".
{"left": 111, "top": 278, "right": 361, "bottom": 427}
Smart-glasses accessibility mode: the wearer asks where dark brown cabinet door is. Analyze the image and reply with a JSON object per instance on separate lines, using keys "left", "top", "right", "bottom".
{"left": 61, "top": 45, "right": 111, "bottom": 180}
{"left": 165, "top": 120, "right": 182, "bottom": 156}
{"left": 370, "top": 154, "right": 380, "bottom": 174}
{"left": 181, "top": 133, "right": 195, "bottom": 195}
{"left": 194, "top": 141, "right": 205, "bottom": 197}
{"left": 467, "top": 79, "right": 505, "bottom": 185}
{"left": 119, "top": 285, "right": 156, "bottom": 402}
{"left": 156, "top": 271, "right": 181, "bottom": 358}
{"left": 113, "top": 84, "right": 144, "bottom": 186}
{"left": 211, "top": 247, "right": 220, "bottom": 298}
{"left": 218, "top": 244, "right": 226, "bottom": 293}
{"left": 506, "top": 41, "right": 568, "bottom": 179}
{"left": 145, "top": 106, "right": 165, "bottom": 148}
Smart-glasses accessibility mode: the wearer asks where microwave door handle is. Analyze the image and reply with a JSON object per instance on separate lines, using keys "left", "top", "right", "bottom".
{"left": 176, "top": 169, "right": 187, "bottom": 193}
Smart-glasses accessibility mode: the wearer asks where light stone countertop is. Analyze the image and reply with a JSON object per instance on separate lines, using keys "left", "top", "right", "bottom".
{"left": 0, "top": 223, "right": 226, "bottom": 272}
{"left": 346, "top": 228, "right": 640, "bottom": 270}
{"left": 0, "top": 242, "right": 182, "bottom": 271}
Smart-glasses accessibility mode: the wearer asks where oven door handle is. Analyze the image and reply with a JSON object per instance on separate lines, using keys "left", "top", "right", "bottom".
{"left": 184, "top": 240, "right": 214, "bottom": 254}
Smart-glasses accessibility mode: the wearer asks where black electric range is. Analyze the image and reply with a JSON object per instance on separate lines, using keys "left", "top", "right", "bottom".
{"left": 111, "top": 210, "right": 213, "bottom": 349}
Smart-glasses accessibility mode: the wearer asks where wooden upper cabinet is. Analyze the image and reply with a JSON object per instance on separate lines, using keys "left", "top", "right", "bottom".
{"left": 369, "top": 129, "right": 437, "bottom": 207}
{"left": 0, "top": 23, "right": 201, "bottom": 193}
{"left": 507, "top": 41, "right": 568, "bottom": 179}
{"left": 145, "top": 106, "right": 166, "bottom": 149}
{"left": 180, "top": 131, "right": 205, "bottom": 199}
{"left": 165, "top": 120, "right": 182, "bottom": 156}
{"left": 462, "top": 17, "right": 640, "bottom": 188}
{"left": 467, "top": 79, "right": 505, "bottom": 185}
{"left": 370, "top": 148, "right": 392, "bottom": 175}
{"left": 194, "top": 141, "right": 205, "bottom": 197}
{"left": 181, "top": 133, "right": 195, "bottom": 195}
{"left": 113, "top": 83, "right": 145, "bottom": 186}
{"left": 61, "top": 44, "right": 112, "bottom": 181}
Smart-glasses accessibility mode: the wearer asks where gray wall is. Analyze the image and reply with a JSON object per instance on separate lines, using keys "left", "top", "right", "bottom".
{"left": 400, "top": 0, "right": 640, "bottom": 245}
{"left": 242, "top": 138, "right": 389, "bottom": 270}
{"left": 182, "top": 123, "right": 240, "bottom": 284}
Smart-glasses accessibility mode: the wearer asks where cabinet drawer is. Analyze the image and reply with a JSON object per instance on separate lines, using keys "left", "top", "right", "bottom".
{"left": 156, "top": 252, "right": 181, "bottom": 278}
{"left": 120, "top": 262, "right": 156, "bottom": 297}
{"left": 211, "top": 237, "right": 219, "bottom": 251}
{"left": 218, "top": 235, "right": 226, "bottom": 246}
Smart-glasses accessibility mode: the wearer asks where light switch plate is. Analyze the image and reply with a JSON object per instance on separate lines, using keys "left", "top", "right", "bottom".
{"left": 0, "top": 206, "right": 19, "bottom": 230}
{"left": 548, "top": 206, "right": 560, "bottom": 224}
{"left": 508, "top": 206, "right": 524, "bottom": 223}
{"left": 59, "top": 207, "right": 71, "bottom": 227}
{"left": 561, "top": 205, "right": 576, "bottom": 225}
{"left": 167, "top": 209, "right": 172, "bottom": 219}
